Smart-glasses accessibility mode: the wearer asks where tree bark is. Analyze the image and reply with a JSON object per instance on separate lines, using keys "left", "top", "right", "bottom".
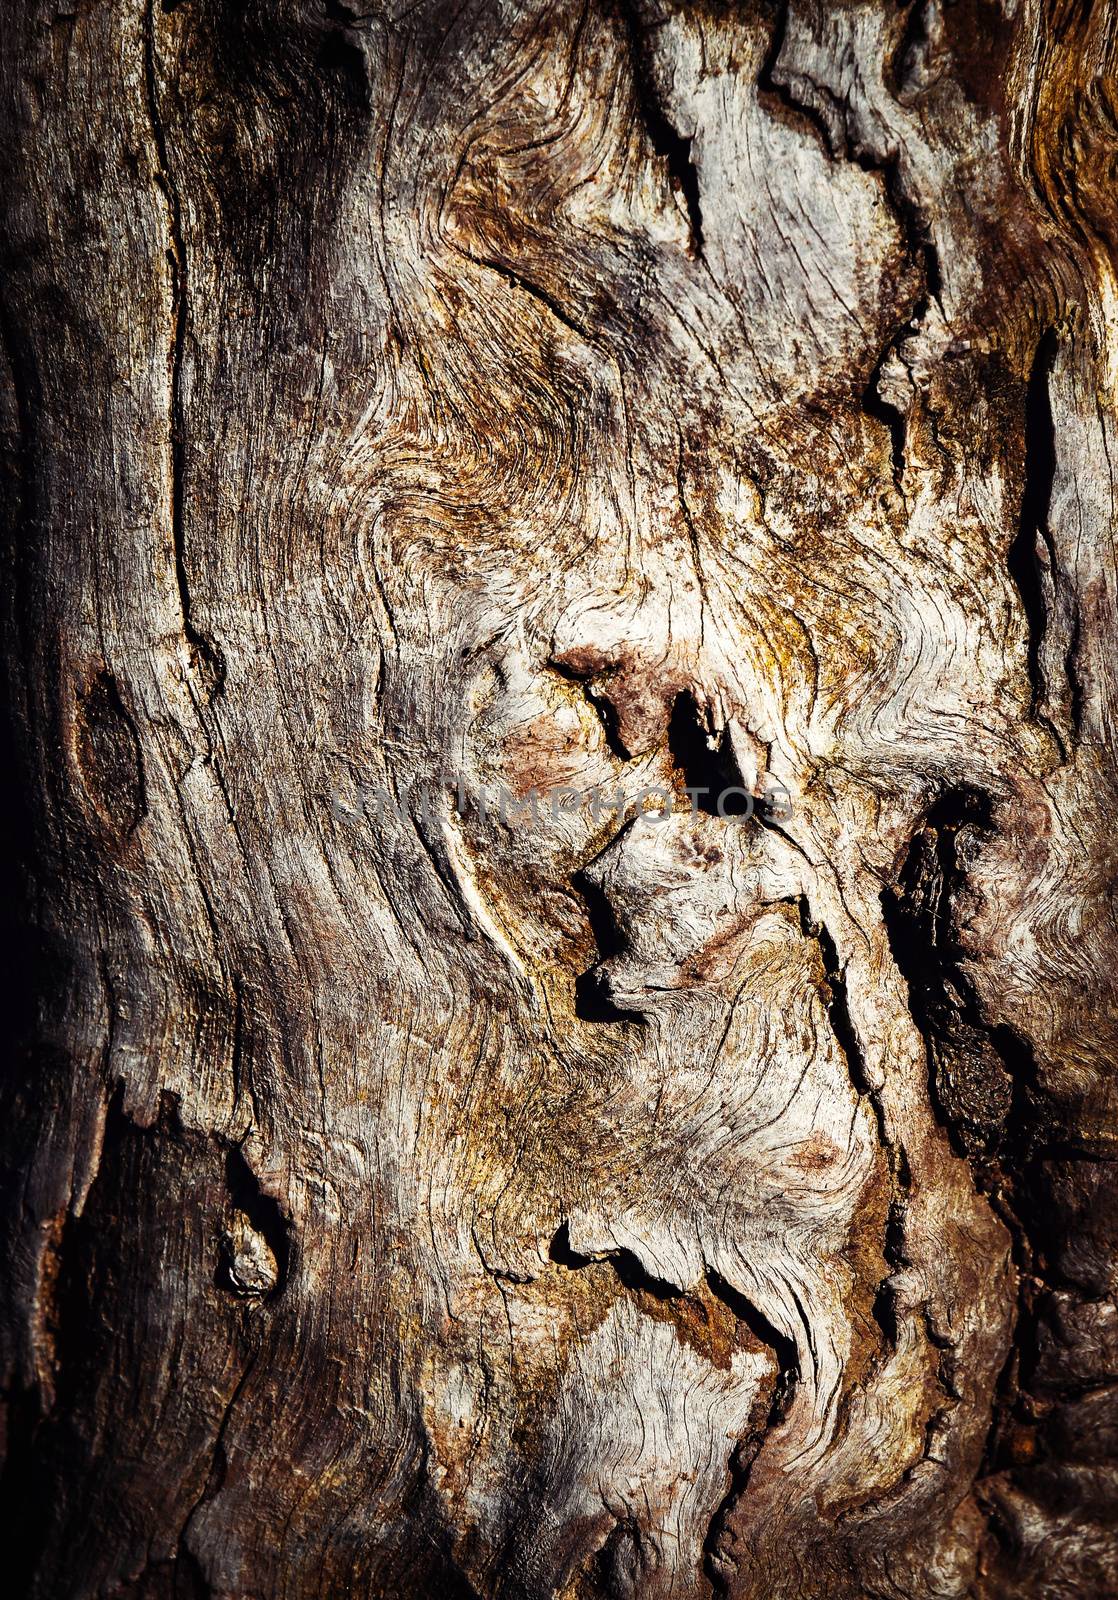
{"left": 2, "top": 1, "right": 1117, "bottom": 1596}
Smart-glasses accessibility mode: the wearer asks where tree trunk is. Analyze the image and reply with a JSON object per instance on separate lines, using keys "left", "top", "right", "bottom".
{"left": 2, "top": 2, "right": 1116, "bottom": 1596}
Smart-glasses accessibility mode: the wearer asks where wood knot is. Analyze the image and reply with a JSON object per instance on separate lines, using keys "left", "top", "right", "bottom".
{"left": 220, "top": 1213, "right": 280, "bottom": 1298}
{"left": 72, "top": 669, "right": 145, "bottom": 840}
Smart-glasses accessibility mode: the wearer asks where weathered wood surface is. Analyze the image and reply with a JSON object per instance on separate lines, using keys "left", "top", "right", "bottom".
{"left": 1, "top": 2, "right": 1117, "bottom": 1595}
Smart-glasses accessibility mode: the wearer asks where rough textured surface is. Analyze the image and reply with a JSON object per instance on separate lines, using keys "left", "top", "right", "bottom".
{"left": 1, "top": 1, "right": 1116, "bottom": 1596}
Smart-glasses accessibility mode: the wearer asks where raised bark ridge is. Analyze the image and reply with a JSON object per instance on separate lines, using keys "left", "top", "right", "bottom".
{"left": 1, "top": 2, "right": 1116, "bottom": 1597}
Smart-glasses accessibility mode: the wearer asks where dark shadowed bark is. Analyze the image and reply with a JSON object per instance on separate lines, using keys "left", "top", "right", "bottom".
{"left": 2, "top": 2, "right": 1117, "bottom": 1596}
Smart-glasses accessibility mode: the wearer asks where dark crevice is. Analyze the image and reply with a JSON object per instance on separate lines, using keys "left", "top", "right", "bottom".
{"left": 229, "top": 976, "right": 247, "bottom": 1128}
{"left": 795, "top": 896, "right": 908, "bottom": 1349}
{"left": 705, "top": 1269, "right": 799, "bottom": 1396}
{"left": 0, "top": 1379, "right": 49, "bottom": 1600}
{"left": 226, "top": 976, "right": 262, "bottom": 1138}
{"left": 473, "top": 256, "right": 592, "bottom": 344}
{"left": 863, "top": 159, "right": 941, "bottom": 304}
{"left": 871, "top": 1200, "right": 909, "bottom": 1346}
{"left": 667, "top": 693, "right": 753, "bottom": 816}
{"left": 616, "top": 0, "right": 704, "bottom": 258}
{"left": 170, "top": 1545, "right": 213, "bottom": 1600}
{"left": 548, "top": 1222, "right": 681, "bottom": 1301}
{"left": 1, "top": 1086, "right": 238, "bottom": 1595}
{"left": 882, "top": 786, "right": 1023, "bottom": 1163}
{"left": 222, "top": 1142, "right": 291, "bottom": 1298}
{"left": 702, "top": 1270, "right": 799, "bottom": 1597}
{"left": 0, "top": 1091, "right": 131, "bottom": 1596}
{"left": 760, "top": 3, "right": 940, "bottom": 486}
{"left": 318, "top": 2, "right": 376, "bottom": 103}
{"left": 796, "top": 899, "right": 872, "bottom": 1100}
{"left": 881, "top": 792, "right": 1087, "bottom": 1506}
{"left": 550, "top": 658, "right": 631, "bottom": 762}
{"left": 323, "top": 0, "right": 378, "bottom": 21}
{"left": 763, "top": 0, "right": 942, "bottom": 303}
{"left": 174, "top": 1352, "right": 258, "bottom": 1579}
{"left": 570, "top": 864, "right": 644, "bottom": 1024}
{"left": 0, "top": 274, "right": 54, "bottom": 1192}
{"left": 580, "top": 1515, "right": 648, "bottom": 1599}
{"left": 586, "top": 685, "right": 630, "bottom": 764}
{"left": 702, "top": 1425, "right": 762, "bottom": 1599}
{"left": 610, "top": 1249, "right": 679, "bottom": 1301}
{"left": 888, "top": 0, "right": 931, "bottom": 101}
{"left": 1066, "top": 604, "right": 1085, "bottom": 739}
{"left": 1010, "top": 329, "right": 1058, "bottom": 693}
{"left": 758, "top": 0, "right": 839, "bottom": 155}
{"left": 1008, "top": 327, "right": 1072, "bottom": 752}
{"left": 863, "top": 342, "right": 909, "bottom": 489}
{"left": 760, "top": 0, "right": 942, "bottom": 306}
{"left": 858, "top": 159, "right": 941, "bottom": 491}
{"left": 142, "top": 0, "right": 223, "bottom": 696}
{"left": 550, "top": 1228, "right": 802, "bottom": 1598}
{"left": 550, "top": 1228, "right": 591, "bottom": 1267}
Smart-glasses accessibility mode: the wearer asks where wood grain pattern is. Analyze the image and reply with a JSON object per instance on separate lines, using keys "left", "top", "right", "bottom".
{"left": 1, "top": 2, "right": 1116, "bottom": 1595}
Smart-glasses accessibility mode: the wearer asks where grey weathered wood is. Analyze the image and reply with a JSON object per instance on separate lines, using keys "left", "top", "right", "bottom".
{"left": 1, "top": 2, "right": 1117, "bottom": 1596}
